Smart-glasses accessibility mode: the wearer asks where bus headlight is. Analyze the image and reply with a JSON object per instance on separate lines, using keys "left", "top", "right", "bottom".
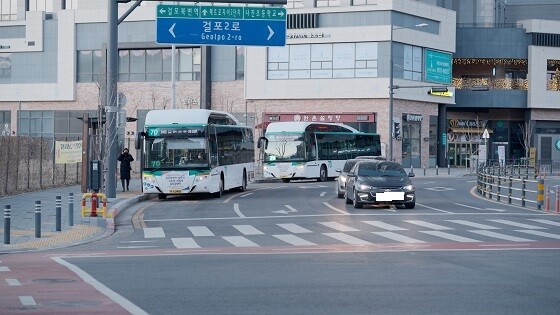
{"left": 143, "top": 174, "right": 156, "bottom": 183}
{"left": 195, "top": 174, "right": 209, "bottom": 182}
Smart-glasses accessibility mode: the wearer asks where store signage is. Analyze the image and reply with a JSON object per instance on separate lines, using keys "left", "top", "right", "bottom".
{"left": 448, "top": 119, "right": 485, "bottom": 128}
{"left": 286, "top": 32, "right": 331, "bottom": 39}
{"left": 428, "top": 89, "right": 453, "bottom": 97}
{"left": 403, "top": 114, "right": 422, "bottom": 122}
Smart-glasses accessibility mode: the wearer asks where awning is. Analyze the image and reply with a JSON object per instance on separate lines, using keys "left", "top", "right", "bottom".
{"left": 450, "top": 128, "right": 493, "bottom": 133}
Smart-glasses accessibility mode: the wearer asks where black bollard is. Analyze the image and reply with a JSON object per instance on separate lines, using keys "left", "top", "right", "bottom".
{"left": 56, "top": 195, "right": 62, "bottom": 232}
{"left": 68, "top": 193, "right": 74, "bottom": 227}
{"left": 448, "top": 164, "right": 451, "bottom": 175}
{"left": 4, "top": 205, "right": 10, "bottom": 244}
{"left": 35, "top": 200, "right": 41, "bottom": 238}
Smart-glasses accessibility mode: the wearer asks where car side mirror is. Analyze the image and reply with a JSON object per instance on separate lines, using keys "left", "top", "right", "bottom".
{"left": 347, "top": 173, "right": 356, "bottom": 178}
{"left": 408, "top": 172, "right": 415, "bottom": 177}
{"left": 335, "top": 169, "right": 341, "bottom": 173}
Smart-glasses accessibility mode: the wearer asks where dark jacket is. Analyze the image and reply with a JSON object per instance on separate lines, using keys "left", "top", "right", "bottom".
{"left": 118, "top": 152, "right": 134, "bottom": 179}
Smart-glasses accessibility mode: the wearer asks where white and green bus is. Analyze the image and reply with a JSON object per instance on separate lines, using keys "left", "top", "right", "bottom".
{"left": 137, "top": 109, "right": 254, "bottom": 199}
{"left": 258, "top": 122, "right": 381, "bottom": 182}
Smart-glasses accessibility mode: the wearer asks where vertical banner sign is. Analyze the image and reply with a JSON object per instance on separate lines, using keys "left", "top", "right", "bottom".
{"left": 55, "top": 140, "right": 83, "bottom": 164}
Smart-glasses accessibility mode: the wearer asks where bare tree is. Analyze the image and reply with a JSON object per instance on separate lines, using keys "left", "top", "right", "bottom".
{"left": 519, "top": 120, "right": 535, "bottom": 159}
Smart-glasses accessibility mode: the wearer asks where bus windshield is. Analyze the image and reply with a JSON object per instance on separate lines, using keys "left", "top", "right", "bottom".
{"left": 264, "top": 133, "right": 307, "bottom": 162}
{"left": 145, "top": 137, "right": 208, "bottom": 169}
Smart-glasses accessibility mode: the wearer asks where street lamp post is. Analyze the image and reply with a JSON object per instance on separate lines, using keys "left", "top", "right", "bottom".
{"left": 388, "top": 23, "right": 428, "bottom": 161}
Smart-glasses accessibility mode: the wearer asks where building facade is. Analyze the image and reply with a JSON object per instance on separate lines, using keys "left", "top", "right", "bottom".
{"left": 0, "top": 0, "right": 559, "bottom": 171}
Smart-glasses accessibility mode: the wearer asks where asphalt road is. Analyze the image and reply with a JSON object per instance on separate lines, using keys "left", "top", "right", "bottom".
{"left": 2, "top": 176, "right": 560, "bottom": 314}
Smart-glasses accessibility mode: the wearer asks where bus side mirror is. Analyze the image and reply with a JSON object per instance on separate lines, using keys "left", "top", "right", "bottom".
{"left": 135, "top": 132, "right": 146, "bottom": 150}
{"left": 257, "top": 137, "right": 268, "bottom": 150}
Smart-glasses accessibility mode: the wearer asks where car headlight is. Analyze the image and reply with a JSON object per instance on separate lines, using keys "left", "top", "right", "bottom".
{"left": 403, "top": 184, "right": 415, "bottom": 191}
{"left": 340, "top": 175, "right": 347, "bottom": 183}
{"left": 358, "top": 184, "right": 374, "bottom": 190}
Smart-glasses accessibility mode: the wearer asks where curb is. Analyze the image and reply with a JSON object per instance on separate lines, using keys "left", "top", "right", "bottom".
{"left": 101, "top": 194, "right": 152, "bottom": 238}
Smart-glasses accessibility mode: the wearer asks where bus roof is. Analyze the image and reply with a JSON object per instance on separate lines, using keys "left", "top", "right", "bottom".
{"left": 265, "top": 121, "right": 360, "bottom": 133}
{"left": 145, "top": 109, "right": 240, "bottom": 127}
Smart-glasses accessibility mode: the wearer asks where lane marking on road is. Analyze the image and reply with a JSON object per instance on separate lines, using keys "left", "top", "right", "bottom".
{"left": 323, "top": 233, "right": 370, "bottom": 245}
{"left": 0, "top": 266, "right": 11, "bottom": 272}
{"left": 528, "top": 219, "right": 560, "bottom": 227}
{"left": 455, "top": 203, "right": 506, "bottom": 212}
{"left": 445, "top": 220, "right": 500, "bottom": 230}
{"left": 52, "top": 257, "right": 149, "bottom": 315}
{"left": 372, "top": 231, "right": 425, "bottom": 243}
{"left": 487, "top": 219, "right": 546, "bottom": 229}
{"left": 273, "top": 234, "right": 317, "bottom": 246}
{"left": 416, "top": 203, "right": 454, "bottom": 213}
{"left": 468, "top": 230, "right": 535, "bottom": 242}
{"left": 116, "top": 246, "right": 159, "bottom": 249}
{"left": 19, "top": 296, "right": 37, "bottom": 306}
{"left": 425, "top": 187, "right": 455, "bottom": 191}
{"left": 516, "top": 230, "right": 560, "bottom": 240}
{"left": 223, "top": 236, "right": 259, "bottom": 247}
{"left": 420, "top": 230, "right": 482, "bottom": 243}
{"left": 320, "top": 222, "right": 360, "bottom": 232}
{"left": 240, "top": 192, "right": 253, "bottom": 197}
{"left": 404, "top": 220, "right": 453, "bottom": 230}
{"left": 188, "top": 226, "right": 215, "bottom": 237}
{"left": 362, "top": 221, "right": 408, "bottom": 231}
{"left": 233, "top": 225, "right": 264, "bottom": 235}
{"left": 6, "top": 279, "right": 21, "bottom": 286}
{"left": 120, "top": 240, "right": 157, "bottom": 244}
{"left": 234, "top": 203, "right": 245, "bottom": 218}
{"left": 320, "top": 192, "right": 326, "bottom": 197}
{"left": 277, "top": 223, "right": 313, "bottom": 234}
{"left": 143, "top": 227, "right": 165, "bottom": 238}
{"left": 323, "top": 202, "right": 348, "bottom": 214}
{"left": 132, "top": 202, "right": 155, "bottom": 229}
{"left": 172, "top": 237, "right": 201, "bottom": 249}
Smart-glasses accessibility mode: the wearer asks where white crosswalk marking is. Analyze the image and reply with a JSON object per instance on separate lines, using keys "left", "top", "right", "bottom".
{"left": 469, "top": 230, "right": 535, "bottom": 242}
{"left": 420, "top": 231, "right": 482, "bottom": 243}
{"left": 324, "top": 233, "right": 370, "bottom": 245}
{"left": 362, "top": 221, "right": 408, "bottom": 231}
{"left": 277, "top": 223, "right": 312, "bottom": 234}
{"left": 320, "top": 222, "right": 360, "bottom": 232}
{"left": 404, "top": 220, "right": 453, "bottom": 230}
{"left": 223, "top": 236, "right": 259, "bottom": 247}
{"left": 19, "top": 296, "right": 37, "bottom": 306}
{"left": 488, "top": 219, "right": 546, "bottom": 230}
{"left": 5, "top": 279, "right": 21, "bottom": 286}
{"left": 516, "top": 230, "right": 560, "bottom": 240}
{"left": 527, "top": 219, "right": 560, "bottom": 227}
{"left": 0, "top": 266, "right": 11, "bottom": 272}
{"left": 188, "top": 226, "right": 215, "bottom": 237}
{"left": 446, "top": 220, "right": 500, "bottom": 230}
{"left": 171, "top": 237, "right": 201, "bottom": 249}
{"left": 273, "top": 234, "right": 317, "bottom": 246}
{"left": 233, "top": 225, "right": 264, "bottom": 235}
{"left": 143, "top": 227, "right": 165, "bottom": 238}
{"left": 372, "top": 231, "right": 425, "bottom": 243}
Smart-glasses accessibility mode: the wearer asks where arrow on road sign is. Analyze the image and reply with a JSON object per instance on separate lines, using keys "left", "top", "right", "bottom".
{"left": 169, "top": 23, "right": 176, "bottom": 38}
{"left": 267, "top": 26, "right": 274, "bottom": 40}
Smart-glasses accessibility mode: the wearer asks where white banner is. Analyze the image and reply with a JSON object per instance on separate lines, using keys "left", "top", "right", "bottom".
{"left": 55, "top": 140, "right": 83, "bottom": 164}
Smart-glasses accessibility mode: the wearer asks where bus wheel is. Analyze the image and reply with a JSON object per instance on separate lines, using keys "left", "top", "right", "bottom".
{"left": 214, "top": 178, "right": 224, "bottom": 198}
{"left": 318, "top": 165, "right": 328, "bottom": 182}
{"left": 238, "top": 172, "right": 247, "bottom": 192}
{"left": 281, "top": 178, "right": 290, "bottom": 183}
{"left": 158, "top": 193, "right": 167, "bottom": 200}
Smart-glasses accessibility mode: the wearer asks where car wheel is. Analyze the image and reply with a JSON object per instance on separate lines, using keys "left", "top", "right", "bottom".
{"left": 345, "top": 190, "right": 352, "bottom": 204}
{"left": 281, "top": 178, "right": 291, "bottom": 183}
{"left": 353, "top": 191, "right": 363, "bottom": 209}
{"left": 337, "top": 190, "right": 344, "bottom": 198}
{"left": 318, "top": 165, "right": 328, "bottom": 182}
{"left": 158, "top": 193, "right": 167, "bottom": 200}
{"left": 404, "top": 202, "right": 415, "bottom": 209}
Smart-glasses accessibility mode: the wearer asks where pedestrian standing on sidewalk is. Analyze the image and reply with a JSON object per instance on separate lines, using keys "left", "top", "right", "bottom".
{"left": 117, "top": 148, "right": 134, "bottom": 191}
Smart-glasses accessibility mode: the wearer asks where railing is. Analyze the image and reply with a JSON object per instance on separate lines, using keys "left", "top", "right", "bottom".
{"left": 456, "top": 23, "right": 523, "bottom": 29}
{"left": 477, "top": 161, "right": 560, "bottom": 211}
{"left": 453, "top": 77, "right": 528, "bottom": 90}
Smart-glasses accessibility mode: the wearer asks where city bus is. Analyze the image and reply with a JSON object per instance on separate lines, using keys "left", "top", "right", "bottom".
{"left": 136, "top": 109, "right": 254, "bottom": 199}
{"left": 258, "top": 122, "right": 381, "bottom": 182}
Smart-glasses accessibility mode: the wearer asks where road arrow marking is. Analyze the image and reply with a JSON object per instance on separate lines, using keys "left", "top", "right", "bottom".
{"left": 273, "top": 205, "right": 298, "bottom": 214}
{"left": 169, "top": 23, "right": 176, "bottom": 38}
{"left": 267, "top": 25, "right": 274, "bottom": 40}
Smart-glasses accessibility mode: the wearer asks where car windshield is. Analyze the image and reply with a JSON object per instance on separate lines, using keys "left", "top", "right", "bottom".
{"left": 357, "top": 162, "right": 407, "bottom": 177}
{"left": 343, "top": 160, "right": 358, "bottom": 172}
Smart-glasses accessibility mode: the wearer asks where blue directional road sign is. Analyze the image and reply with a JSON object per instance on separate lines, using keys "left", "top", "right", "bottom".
{"left": 156, "top": 5, "right": 286, "bottom": 46}
{"left": 425, "top": 49, "right": 452, "bottom": 84}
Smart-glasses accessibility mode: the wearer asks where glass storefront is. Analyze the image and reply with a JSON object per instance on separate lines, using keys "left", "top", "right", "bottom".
{"left": 402, "top": 113, "right": 422, "bottom": 168}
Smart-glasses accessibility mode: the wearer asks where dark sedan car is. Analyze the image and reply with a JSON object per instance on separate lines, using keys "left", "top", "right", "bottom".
{"left": 344, "top": 160, "right": 415, "bottom": 209}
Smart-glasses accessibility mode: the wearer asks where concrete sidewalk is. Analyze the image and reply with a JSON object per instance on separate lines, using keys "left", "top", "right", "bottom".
{"left": 0, "top": 179, "right": 147, "bottom": 253}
